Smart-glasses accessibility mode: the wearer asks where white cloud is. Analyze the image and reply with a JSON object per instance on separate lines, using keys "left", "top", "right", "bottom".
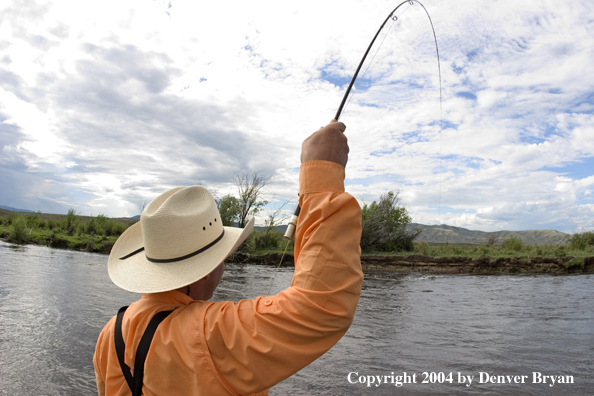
{"left": 0, "top": 0, "right": 593, "bottom": 232}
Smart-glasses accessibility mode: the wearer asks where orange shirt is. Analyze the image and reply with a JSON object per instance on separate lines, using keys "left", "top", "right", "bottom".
{"left": 94, "top": 160, "right": 363, "bottom": 396}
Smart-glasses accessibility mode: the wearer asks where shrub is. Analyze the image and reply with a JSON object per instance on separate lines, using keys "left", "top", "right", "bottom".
{"left": 360, "top": 191, "right": 420, "bottom": 252}
{"left": 502, "top": 236, "right": 523, "bottom": 252}
{"left": 478, "top": 245, "right": 490, "bottom": 257}
{"left": 47, "top": 219, "right": 58, "bottom": 230}
{"left": 567, "top": 231, "right": 594, "bottom": 250}
{"left": 22, "top": 213, "right": 49, "bottom": 229}
{"left": 10, "top": 216, "right": 29, "bottom": 244}
{"left": 554, "top": 245, "right": 567, "bottom": 257}
{"left": 109, "top": 221, "right": 127, "bottom": 237}
{"left": 80, "top": 214, "right": 127, "bottom": 237}
{"left": 253, "top": 230, "right": 282, "bottom": 250}
{"left": 99, "top": 215, "right": 126, "bottom": 236}
{"left": 566, "top": 257, "right": 584, "bottom": 269}
{"left": 97, "top": 214, "right": 110, "bottom": 234}
{"left": 415, "top": 241, "right": 430, "bottom": 255}
{"left": 24, "top": 213, "right": 37, "bottom": 227}
{"left": 101, "top": 216, "right": 127, "bottom": 236}
{"left": 84, "top": 218, "right": 98, "bottom": 235}
{"left": 63, "top": 208, "right": 79, "bottom": 236}
{"left": 4, "top": 212, "right": 16, "bottom": 225}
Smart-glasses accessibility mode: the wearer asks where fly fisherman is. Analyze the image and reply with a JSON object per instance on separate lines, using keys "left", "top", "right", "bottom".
{"left": 93, "top": 121, "right": 363, "bottom": 396}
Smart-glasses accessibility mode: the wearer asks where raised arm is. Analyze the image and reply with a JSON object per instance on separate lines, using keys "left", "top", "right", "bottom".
{"left": 203, "top": 122, "right": 363, "bottom": 395}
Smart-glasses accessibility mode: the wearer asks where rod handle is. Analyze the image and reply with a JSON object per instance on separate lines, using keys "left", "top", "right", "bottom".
{"left": 284, "top": 119, "right": 338, "bottom": 241}
{"left": 283, "top": 205, "right": 301, "bottom": 240}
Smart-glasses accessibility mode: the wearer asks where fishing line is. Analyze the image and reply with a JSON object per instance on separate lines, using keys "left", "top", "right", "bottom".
{"left": 333, "top": 0, "right": 441, "bottom": 121}
{"left": 341, "top": 2, "right": 415, "bottom": 118}
{"left": 340, "top": 15, "right": 398, "bottom": 117}
{"left": 268, "top": 0, "right": 443, "bottom": 295}
{"left": 267, "top": 234, "right": 291, "bottom": 295}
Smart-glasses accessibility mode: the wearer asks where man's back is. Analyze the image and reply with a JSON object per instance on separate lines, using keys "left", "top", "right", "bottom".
{"left": 94, "top": 123, "right": 363, "bottom": 395}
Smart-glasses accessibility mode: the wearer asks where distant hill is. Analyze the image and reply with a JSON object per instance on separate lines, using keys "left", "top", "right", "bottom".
{"left": 0, "top": 205, "right": 34, "bottom": 213}
{"left": 408, "top": 223, "right": 568, "bottom": 246}
{"left": 0, "top": 205, "right": 569, "bottom": 245}
{"left": 257, "top": 223, "right": 568, "bottom": 246}
{"left": 0, "top": 207, "right": 138, "bottom": 227}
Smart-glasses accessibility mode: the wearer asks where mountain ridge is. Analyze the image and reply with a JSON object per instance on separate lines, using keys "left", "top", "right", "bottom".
{"left": 0, "top": 206, "right": 570, "bottom": 245}
{"left": 408, "top": 223, "right": 568, "bottom": 245}
{"left": 0, "top": 205, "right": 35, "bottom": 213}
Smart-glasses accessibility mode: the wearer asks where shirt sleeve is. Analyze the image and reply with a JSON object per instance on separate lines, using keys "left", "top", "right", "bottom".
{"left": 94, "top": 369, "right": 106, "bottom": 396}
{"left": 204, "top": 160, "right": 363, "bottom": 395}
{"left": 93, "top": 319, "right": 111, "bottom": 396}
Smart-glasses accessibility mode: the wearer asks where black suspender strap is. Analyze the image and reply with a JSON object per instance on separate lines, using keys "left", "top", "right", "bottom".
{"left": 131, "top": 310, "right": 173, "bottom": 395}
{"left": 115, "top": 307, "right": 134, "bottom": 392}
{"left": 114, "top": 306, "right": 174, "bottom": 396}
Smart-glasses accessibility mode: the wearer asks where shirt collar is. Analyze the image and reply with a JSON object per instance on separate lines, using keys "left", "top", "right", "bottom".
{"left": 141, "top": 290, "right": 194, "bottom": 305}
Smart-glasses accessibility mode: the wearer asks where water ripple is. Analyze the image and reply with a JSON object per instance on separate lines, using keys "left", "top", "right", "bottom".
{"left": 0, "top": 241, "right": 593, "bottom": 395}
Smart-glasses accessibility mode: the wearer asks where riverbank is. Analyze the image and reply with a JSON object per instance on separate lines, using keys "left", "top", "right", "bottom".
{"left": 0, "top": 211, "right": 124, "bottom": 254}
{"left": 0, "top": 233, "right": 116, "bottom": 254}
{"left": 2, "top": 237, "right": 593, "bottom": 275}
{"left": 227, "top": 252, "right": 594, "bottom": 275}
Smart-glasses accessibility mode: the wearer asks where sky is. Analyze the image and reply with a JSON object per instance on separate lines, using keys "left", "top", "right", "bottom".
{"left": 0, "top": 0, "right": 593, "bottom": 233}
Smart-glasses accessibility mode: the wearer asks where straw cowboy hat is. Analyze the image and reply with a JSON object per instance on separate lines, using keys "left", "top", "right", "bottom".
{"left": 108, "top": 186, "right": 254, "bottom": 293}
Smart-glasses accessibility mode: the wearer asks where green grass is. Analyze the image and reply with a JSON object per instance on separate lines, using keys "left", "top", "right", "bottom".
{"left": 407, "top": 241, "right": 593, "bottom": 258}
{"left": 0, "top": 208, "right": 137, "bottom": 227}
{"left": 240, "top": 235, "right": 594, "bottom": 259}
{"left": 0, "top": 211, "right": 130, "bottom": 253}
{"left": 238, "top": 235, "right": 594, "bottom": 259}
{"left": 2, "top": 211, "right": 594, "bottom": 260}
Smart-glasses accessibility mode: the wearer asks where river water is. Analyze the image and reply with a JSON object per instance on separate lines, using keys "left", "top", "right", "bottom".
{"left": 0, "top": 241, "right": 593, "bottom": 395}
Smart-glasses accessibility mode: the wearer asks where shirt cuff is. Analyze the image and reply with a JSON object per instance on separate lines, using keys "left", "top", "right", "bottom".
{"left": 299, "top": 160, "right": 345, "bottom": 201}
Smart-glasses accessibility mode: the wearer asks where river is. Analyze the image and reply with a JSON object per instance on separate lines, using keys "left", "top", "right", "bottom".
{"left": 0, "top": 241, "right": 592, "bottom": 395}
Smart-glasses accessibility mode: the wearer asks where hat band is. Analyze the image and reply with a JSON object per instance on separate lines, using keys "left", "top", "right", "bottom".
{"left": 119, "top": 230, "right": 225, "bottom": 263}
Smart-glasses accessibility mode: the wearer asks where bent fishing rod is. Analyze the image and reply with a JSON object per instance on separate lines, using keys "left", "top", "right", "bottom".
{"left": 268, "top": 0, "right": 441, "bottom": 295}
{"left": 282, "top": 0, "right": 441, "bottom": 241}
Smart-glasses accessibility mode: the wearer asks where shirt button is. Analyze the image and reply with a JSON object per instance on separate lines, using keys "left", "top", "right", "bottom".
{"left": 264, "top": 299, "right": 273, "bottom": 306}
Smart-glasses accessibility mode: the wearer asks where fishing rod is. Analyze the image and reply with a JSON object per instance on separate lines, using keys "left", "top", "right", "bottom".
{"left": 283, "top": 0, "right": 441, "bottom": 242}
{"left": 268, "top": 0, "right": 441, "bottom": 295}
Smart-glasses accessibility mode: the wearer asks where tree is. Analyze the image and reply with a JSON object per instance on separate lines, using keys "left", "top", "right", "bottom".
{"left": 360, "top": 191, "right": 420, "bottom": 252}
{"left": 217, "top": 194, "right": 241, "bottom": 226}
{"left": 567, "top": 231, "right": 594, "bottom": 250}
{"left": 232, "top": 170, "right": 271, "bottom": 228}
{"left": 502, "top": 236, "right": 524, "bottom": 252}
{"left": 63, "top": 208, "right": 79, "bottom": 236}
{"left": 138, "top": 200, "right": 148, "bottom": 215}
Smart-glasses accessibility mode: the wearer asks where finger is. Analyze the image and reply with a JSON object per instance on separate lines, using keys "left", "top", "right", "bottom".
{"left": 329, "top": 121, "right": 346, "bottom": 133}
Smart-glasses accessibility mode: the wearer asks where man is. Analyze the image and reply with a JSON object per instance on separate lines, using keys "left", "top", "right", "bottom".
{"left": 94, "top": 121, "right": 363, "bottom": 395}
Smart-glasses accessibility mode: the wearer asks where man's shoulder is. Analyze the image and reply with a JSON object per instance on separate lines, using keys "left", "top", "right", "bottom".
{"left": 98, "top": 314, "right": 117, "bottom": 337}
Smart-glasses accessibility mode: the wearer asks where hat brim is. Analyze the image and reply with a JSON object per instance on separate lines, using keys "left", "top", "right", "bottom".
{"left": 108, "top": 217, "right": 254, "bottom": 293}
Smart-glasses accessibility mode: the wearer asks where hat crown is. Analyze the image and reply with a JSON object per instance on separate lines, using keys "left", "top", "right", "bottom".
{"left": 141, "top": 186, "right": 223, "bottom": 261}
